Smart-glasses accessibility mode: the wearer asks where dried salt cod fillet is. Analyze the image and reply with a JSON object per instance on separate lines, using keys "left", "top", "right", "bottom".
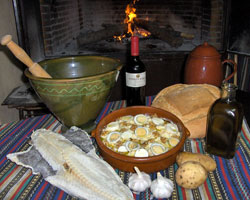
{"left": 31, "top": 129, "right": 74, "bottom": 171}
{"left": 31, "top": 129, "right": 133, "bottom": 200}
{"left": 6, "top": 127, "right": 91, "bottom": 179}
{"left": 63, "top": 126, "right": 94, "bottom": 153}
{"left": 7, "top": 146, "right": 56, "bottom": 178}
{"left": 62, "top": 146, "right": 133, "bottom": 200}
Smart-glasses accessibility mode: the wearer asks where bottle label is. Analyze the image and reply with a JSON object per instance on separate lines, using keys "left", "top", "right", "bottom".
{"left": 126, "top": 72, "right": 146, "bottom": 87}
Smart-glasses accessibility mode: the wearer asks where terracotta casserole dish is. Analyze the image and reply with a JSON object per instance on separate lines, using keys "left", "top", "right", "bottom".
{"left": 92, "top": 106, "right": 190, "bottom": 173}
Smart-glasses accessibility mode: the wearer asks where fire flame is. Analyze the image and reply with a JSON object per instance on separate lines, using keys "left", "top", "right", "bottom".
{"left": 114, "top": 0, "right": 151, "bottom": 41}
{"left": 124, "top": 3, "right": 137, "bottom": 35}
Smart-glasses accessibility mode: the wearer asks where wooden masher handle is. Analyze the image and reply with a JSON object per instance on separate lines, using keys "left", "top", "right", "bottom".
{"left": 1, "top": 35, "right": 52, "bottom": 78}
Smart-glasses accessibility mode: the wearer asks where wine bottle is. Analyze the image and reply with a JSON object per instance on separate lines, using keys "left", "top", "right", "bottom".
{"left": 126, "top": 36, "right": 146, "bottom": 106}
{"left": 205, "top": 82, "right": 244, "bottom": 159}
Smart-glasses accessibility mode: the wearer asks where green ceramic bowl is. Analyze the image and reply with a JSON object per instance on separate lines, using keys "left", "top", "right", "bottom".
{"left": 25, "top": 56, "right": 122, "bottom": 132}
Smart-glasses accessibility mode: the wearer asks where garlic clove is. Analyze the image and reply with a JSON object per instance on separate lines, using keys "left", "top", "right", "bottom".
{"left": 128, "top": 166, "right": 151, "bottom": 193}
{"left": 150, "top": 172, "right": 174, "bottom": 199}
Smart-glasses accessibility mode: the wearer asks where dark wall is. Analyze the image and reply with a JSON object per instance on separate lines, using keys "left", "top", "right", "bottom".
{"left": 108, "top": 53, "right": 188, "bottom": 101}
{"left": 228, "top": 0, "right": 250, "bottom": 55}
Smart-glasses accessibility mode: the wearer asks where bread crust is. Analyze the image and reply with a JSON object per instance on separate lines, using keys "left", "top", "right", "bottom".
{"left": 152, "top": 84, "right": 220, "bottom": 138}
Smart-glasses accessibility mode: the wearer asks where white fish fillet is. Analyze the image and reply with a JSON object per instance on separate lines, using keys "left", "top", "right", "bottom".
{"left": 30, "top": 129, "right": 133, "bottom": 200}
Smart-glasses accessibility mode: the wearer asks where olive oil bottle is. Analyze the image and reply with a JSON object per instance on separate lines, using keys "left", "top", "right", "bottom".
{"left": 205, "top": 82, "right": 243, "bottom": 159}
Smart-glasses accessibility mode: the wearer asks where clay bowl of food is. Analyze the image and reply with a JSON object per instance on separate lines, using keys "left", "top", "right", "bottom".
{"left": 25, "top": 55, "right": 122, "bottom": 133}
{"left": 92, "top": 106, "right": 190, "bottom": 173}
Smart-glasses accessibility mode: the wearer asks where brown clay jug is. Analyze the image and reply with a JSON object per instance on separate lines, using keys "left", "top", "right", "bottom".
{"left": 184, "top": 42, "right": 237, "bottom": 87}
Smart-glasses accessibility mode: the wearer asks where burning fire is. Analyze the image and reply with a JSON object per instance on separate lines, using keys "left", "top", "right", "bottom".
{"left": 114, "top": 0, "right": 151, "bottom": 41}
{"left": 124, "top": 2, "right": 137, "bottom": 35}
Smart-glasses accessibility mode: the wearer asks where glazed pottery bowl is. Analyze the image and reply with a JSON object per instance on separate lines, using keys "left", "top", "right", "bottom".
{"left": 92, "top": 106, "right": 190, "bottom": 173}
{"left": 25, "top": 56, "right": 122, "bottom": 132}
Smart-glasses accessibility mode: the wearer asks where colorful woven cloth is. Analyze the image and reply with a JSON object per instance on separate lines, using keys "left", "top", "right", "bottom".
{"left": 0, "top": 98, "right": 250, "bottom": 200}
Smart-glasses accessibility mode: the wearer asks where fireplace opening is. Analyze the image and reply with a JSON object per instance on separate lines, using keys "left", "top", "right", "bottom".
{"left": 14, "top": 0, "right": 228, "bottom": 100}
{"left": 16, "top": 0, "right": 227, "bottom": 58}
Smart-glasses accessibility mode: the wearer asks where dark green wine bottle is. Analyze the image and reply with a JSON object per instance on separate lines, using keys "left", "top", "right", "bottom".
{"left": 125, "top": 36, "right": 146, "bottom": 106}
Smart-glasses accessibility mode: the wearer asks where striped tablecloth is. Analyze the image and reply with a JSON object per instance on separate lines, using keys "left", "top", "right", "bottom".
{"left": 1, "top": 97, "right": 250, "bottom": 200}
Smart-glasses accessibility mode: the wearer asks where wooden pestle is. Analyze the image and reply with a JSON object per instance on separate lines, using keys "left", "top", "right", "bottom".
{"left": 1, "top": 35, "right": 52, "bottom": 78}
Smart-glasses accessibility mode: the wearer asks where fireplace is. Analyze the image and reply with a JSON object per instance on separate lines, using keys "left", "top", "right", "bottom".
{"left": 13, "top": 0, "right": 229, "bottom": 100}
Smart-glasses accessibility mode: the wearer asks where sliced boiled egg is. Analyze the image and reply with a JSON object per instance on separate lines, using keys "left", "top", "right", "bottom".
{"left": 161, "top": 130, "right": 171, "bottom": 138}
{"left": 107, "top": 131, "right": 121, "bottom": 143}
{"left": 166, "top": 123, "right": 178, "bottom": 134}
{"left": 125, "top": 141, "right": 140, "bottom": 151}
{"left": 118, "top": 145, "right": 128, "bottom": 153}
{"left": 135, "top": 148, "right": 149, "bottom": 157}
{"left": 135, "top": 127, "right": 149, "bottom": 138}
{"left": 105, "top": 121, "right": 120, "bottom": 132}
{"left": 134, "top": 114, "right": 148, "bottom": 125}
{"left": 121, "top": 130, "right": 133, "bottom": 140}
{"left": 156, "top": 125, "right": 166, "bottom": 131}
{"left": 119, "top": 115, "right": 134, "bottom": 123}
{"left": 169, "top": 137, "right": 180, "bottom": 147}
{"left": 127, "top": 150, "right": 136, "bottom": 157}
{"left": 152, "top": 117, "right": 165, "bottom": 125}
{"left": 150, "top": 143, "right": 166, "bottom": 155}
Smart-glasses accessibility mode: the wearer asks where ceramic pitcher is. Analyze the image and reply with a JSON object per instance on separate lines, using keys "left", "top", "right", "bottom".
{"left": 184, "top": 42, "right": 237, "bottom": 87}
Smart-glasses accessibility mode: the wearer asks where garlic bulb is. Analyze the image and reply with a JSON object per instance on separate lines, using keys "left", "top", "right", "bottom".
{"left": 150, "top": 172, "right": 174, "bottom": 198}
{"left": 128, "top": 166, "right": 151, "bottom": 193}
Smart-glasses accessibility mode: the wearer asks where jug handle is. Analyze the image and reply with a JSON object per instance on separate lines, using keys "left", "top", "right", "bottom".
{"left": 222, "top": 59, "right": 237, "bottom": 82}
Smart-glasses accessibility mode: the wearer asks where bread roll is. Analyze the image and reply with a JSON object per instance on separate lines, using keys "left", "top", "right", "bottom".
{"left": 151, "top": 84, "right": 220, "bottom": 138}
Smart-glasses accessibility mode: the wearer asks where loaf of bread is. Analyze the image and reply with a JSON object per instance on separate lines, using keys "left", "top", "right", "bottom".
{"left": 151, "top": 84, "right": 220, "bottom": 138}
